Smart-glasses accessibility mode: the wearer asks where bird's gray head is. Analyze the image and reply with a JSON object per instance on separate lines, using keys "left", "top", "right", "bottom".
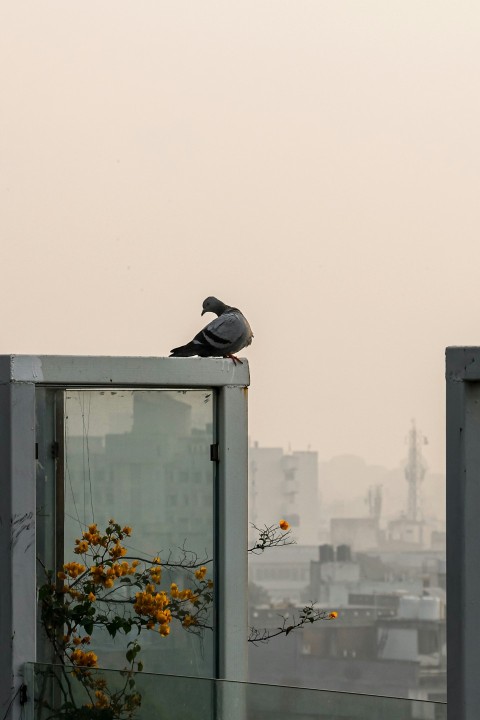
{"left": 201, "top": 296, "right": 227, "bottom": 316}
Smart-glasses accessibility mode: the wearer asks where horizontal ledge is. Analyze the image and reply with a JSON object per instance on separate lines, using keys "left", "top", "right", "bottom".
{"left": 446, "top": 347, "right": 480, "bottom": 382}
{"left": 0, "top": 355, "right": 250, "bottom": 388}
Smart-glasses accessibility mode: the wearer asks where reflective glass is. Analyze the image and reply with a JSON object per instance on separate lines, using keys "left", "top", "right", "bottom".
{"left": 62, "top": 389, "right": 215, "bottom": 677}
{"left": 248, "top": 434, "right": 446, "bottom": 701}
{"left": 26, "top": 662, "right": 447, "bottom": 720}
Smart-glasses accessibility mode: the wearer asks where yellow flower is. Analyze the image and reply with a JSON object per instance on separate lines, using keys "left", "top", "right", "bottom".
{"left": 279, "top": 519, "right": 290, "bottom": 531}
{"left": 63, "top": 562, "right": 86, "bottom": 578}
{"left": 88, "top": 524, "right": 97, "bottom": 534}
{"left": 122, "top": 526, "right": 132, "bottom": 536}
{"left": 170, "top": 583, "right": 179, "bottom": 598}
{"left": 94, "top": 690, "right": 110, "bottom": 709}
{"left": 90, "top": 565, "right": 105, "bottom": 584}
{"left": 182, "top": 615, "right": 195, "bottom": 628}
{"left": 104, "top": 578, "right": 114, "bottom": 589}
{"left": 159, "top": 624, "right": 170, "bottom": 637}
{"left": 74, "top": 540, "right": 89, "bottom": 554}
{"left": 149, "top": 566, "right": 162, "bottom": 583}
{"left": 88, "top": 592, "right": 96, "bottom": 602}
{"left": 70, "top": 649, "right": 98, "bottom": 667}
{"left": 194, "top": 566, "right": 207, "bottom": 581}
{"left": 329, "top": 611, "right": 338, "bottom": 619}
{"left": 109, "top": 542, "right": 126, "bottom": 559}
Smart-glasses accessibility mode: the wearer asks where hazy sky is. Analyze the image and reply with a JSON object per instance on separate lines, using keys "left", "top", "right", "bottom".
{"left": 2, "top": 1, "right": 480, "bottom": 473}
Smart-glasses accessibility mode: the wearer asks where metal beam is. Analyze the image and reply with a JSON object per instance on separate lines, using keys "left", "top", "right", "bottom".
{"left": 446, "top": 346, "right": 480, "bottom": 720}
{"left": 0, "top": 382, "right": 36, "bottom": 720}
{"left": 217, "top": 385, "right": 249, "bottom": 681}
{"left": 0, "top": 355, "right": 250, "bottom": 388}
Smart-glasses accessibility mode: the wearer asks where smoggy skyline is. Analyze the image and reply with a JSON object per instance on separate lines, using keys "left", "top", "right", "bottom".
{"left": 2, "top": 2, "right": 480, "bottom": 473}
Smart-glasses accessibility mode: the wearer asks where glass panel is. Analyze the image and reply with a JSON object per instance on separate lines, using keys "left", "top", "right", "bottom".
{"left": 27, "top": 662, "right": 447, "bottom": 720}
{"left": 62, "top": 389, "right": 215, "bottom": 677}
{"left": 248, "top": 431, "right": 446, "bottom": 702}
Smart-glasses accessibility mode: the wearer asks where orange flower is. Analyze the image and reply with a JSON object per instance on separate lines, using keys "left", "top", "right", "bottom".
{"left": 182, "top": 614, "right": 196, "bottom": 628}
{"left": 194, "top": 566, "right": 207, "bottom": 581}
{"left": 74, "top": 540, "right": 89, "bottom": 554}
{"left": 70, "top": 649, "right": 98, "bottom": 667}
{"left": 279, "top": 519, "right": 290, "bottom": 531}
{"left": 329, "top": 611, "right": 338, "bottom": 619}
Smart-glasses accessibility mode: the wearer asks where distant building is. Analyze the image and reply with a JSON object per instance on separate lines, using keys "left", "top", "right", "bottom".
{"left": 249, "top": 441, "right": 319, "bottom": 545}
{"left": 387, "top": 517, "right": 424, "bottom": 547}
{"left": 330, "top": 517, "right": 380, "bottom": 551}
{"left": 249, "top": 545, "right": 318, "bottom": 604}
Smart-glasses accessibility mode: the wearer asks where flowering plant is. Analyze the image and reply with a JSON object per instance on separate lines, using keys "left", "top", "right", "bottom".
{"left": 38, "top": 520, "right": 213, "bottom": 718}
{"left": 37, "top": 519, "right": 334, "bottom": 718}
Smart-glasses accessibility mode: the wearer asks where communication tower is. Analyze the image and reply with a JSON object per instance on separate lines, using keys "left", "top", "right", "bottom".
{"left": 405, "top": 420, "right": 427, "bottom": 521}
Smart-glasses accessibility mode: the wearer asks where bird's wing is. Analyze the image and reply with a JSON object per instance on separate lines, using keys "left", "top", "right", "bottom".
{"left": 194, "top": 312, "right": 244, "bottom": 350}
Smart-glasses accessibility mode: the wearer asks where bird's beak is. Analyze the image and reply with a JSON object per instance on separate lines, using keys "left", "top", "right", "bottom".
{"left": 201, "top": 310, "right": 206, "bottom": 316}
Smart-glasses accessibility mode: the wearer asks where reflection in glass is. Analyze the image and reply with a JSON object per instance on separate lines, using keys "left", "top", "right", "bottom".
{"left": 63, "top": 389, "right": 215, "bottom": 677}
{"left": 28, "top": 662, "right": 447, "bottom": 720}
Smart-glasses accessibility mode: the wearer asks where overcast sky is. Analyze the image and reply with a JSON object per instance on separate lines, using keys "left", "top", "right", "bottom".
{"left": 2, "top": 1, "right": 479, "bottom": 473}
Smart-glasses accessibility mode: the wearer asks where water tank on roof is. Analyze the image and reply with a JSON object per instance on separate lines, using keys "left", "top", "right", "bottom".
{"left": 319, "top": 544, "right": 335, "bottom": 563}
{"left": 336, "top": 544, "right": 352, "bottom": 562}
{"left": 419, "top": 596, "right": 441, "bottom": 621}
{"left": 398, "top": 595, "right": 420, "bottom": 619}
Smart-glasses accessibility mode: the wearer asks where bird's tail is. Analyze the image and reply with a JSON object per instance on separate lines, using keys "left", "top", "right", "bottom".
{"left": 169, "top": 343, "right": 197, "bottom": 357}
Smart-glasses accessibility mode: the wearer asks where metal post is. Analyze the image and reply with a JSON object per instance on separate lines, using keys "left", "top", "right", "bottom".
{"left": 0, "top": 378, "right": 36, "bottom": 720}
{"left": 446, "top": 347, "right": 480, "bottom": 720}
{"left": 217, "top": 384, "right": 249, "bottom": 681}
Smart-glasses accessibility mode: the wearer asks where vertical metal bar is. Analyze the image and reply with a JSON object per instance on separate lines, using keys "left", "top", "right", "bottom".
{"left": 54, "top": 391, "right": 65, "bottom": 586}
{"left": 216, "top": 384, "right": 248, "bottom": 681}
{"left": 0, "top": 380, "right": 36, "bottom": 720}
{"left": 446, "top": 349, "right": 480, "bottom": 720}
{"left": 446, "top": 369, "right": 465, "bottom": 719}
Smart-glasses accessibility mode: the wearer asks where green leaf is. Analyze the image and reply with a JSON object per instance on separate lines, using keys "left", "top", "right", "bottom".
{"left": 38, "top": 585, "right": 52, "bottom": 600}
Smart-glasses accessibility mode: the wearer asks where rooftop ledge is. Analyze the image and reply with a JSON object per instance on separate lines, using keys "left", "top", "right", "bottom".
{"left": 0, "top": 355, "right": 250, "bottom": 388}
{"left": 446, "top": 346, "right": 480, "bottom": 382}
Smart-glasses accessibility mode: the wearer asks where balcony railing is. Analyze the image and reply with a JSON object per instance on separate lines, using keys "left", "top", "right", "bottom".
{"left": 24, "top": 662, "right": 446, "bottom": 720}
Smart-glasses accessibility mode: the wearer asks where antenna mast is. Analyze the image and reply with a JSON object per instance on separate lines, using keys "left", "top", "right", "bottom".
{"left": 405, "top": 420, "right": 427, "bottom": 521}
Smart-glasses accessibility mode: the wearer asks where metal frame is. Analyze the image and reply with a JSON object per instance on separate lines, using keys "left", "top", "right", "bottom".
{"left": 446, "top": 346, "right": 480, "bottom": 720}
{"left": 0, "top": 355, "right": 250, "bottom": 720}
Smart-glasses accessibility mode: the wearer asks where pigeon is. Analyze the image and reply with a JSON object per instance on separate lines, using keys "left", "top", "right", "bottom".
{"left": 169, "top": 296, "right": 253, "bottom": 365}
